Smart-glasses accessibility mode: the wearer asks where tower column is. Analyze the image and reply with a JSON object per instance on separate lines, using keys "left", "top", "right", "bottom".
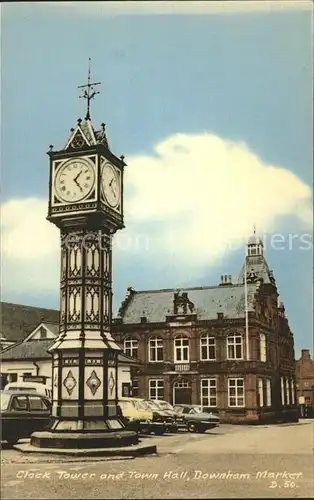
{"left": 26, "top": 62, "right": 151, "bottom": 452}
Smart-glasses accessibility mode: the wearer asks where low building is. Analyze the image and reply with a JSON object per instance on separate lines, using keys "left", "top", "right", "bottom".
{"left": 112, "top": 234, "right": 298, "bottom": 424}
{"left": 0, "top": 301, "right": 59, "bottom": 389}
{"left": 0, "top": 301, "right": 60, "bottom": 344}
{"left": 296, "top": 349, "right": 314, "bottom": 406}
{"left": 1, "top": 321, "right": 137, "bottom": 398}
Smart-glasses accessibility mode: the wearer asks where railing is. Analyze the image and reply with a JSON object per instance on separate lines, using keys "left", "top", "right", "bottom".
{"left": 174, "top": 363, "right": 190, "bottom": 372}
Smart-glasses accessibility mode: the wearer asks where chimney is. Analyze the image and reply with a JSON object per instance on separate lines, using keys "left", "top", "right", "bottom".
{"left": 301, "top": 349, "right": 311, "bottom": 360}
{"left": 220, "top": 274, "right": 232, "bottom": 286}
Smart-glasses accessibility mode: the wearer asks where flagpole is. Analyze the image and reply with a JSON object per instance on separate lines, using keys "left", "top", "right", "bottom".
{"left": 244, "top": 241, "right": 250, "bottom": 361}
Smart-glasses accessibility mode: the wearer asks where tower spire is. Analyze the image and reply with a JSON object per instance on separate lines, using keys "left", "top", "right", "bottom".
{"left": 78, "top": 58, "right": 101, "bottom": 121}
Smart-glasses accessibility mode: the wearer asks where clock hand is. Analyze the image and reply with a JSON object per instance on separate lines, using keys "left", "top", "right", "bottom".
{"left": 74, "top": 178, "right": 83, "bottom": 192}
{"left": 74, "top": 171, "right": 82, "bottom": 182}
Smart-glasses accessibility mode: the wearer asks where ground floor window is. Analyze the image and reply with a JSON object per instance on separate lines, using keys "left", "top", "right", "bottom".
{"left": 281, "top": 377, "right": 285, "bottom": 406}
{"left": 200, "top": 378, "right": 217, "bottom": 407}
{"left": 286, "top": 378, "right": 290, "bottom": 405}
{"left": 149, "top": 379, "right": 164, "bottom": 400}
{"left": 291, "top": 379, "right": 295, "bottom": 405}
{"left": 132, "top": 379, "right": 139, "bottom": 397}
{"left": 258, "top": 378, "right": 264, "bottom": 407}
{"left": 266, "top": 379, "right": 271, "bottom": 406}
{"left": 228, "top": 378, "right": 245, "bottom": 407}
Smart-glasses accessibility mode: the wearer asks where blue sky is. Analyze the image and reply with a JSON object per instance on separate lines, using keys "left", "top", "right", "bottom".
{"left": 1, "top": 2, "right": 313, "bottom": 356}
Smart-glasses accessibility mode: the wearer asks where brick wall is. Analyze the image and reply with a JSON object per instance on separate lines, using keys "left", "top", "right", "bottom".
{"left": 296, "top": 349, "right": 314, "bottom": 404}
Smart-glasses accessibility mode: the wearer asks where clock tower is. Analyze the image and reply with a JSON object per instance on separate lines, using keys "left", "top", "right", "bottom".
{"left": 30, "top": 61, "right": 138, "bottom": 450}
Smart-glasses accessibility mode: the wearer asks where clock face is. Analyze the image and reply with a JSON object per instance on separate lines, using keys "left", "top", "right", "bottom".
{"left": 101, "top": 161, "right": 121, "bottom": 208}
{"left": 54, "top": 158, "right": 95, "bottom": 203}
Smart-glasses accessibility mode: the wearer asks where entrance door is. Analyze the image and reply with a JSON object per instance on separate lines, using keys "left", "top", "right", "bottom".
{"left": 173, "top": 380, "right": 192, "bottom": 405}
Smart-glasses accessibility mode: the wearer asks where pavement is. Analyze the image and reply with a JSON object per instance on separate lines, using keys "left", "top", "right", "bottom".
{"left": 1, "top": 420, "right": 314, "bottom": 499}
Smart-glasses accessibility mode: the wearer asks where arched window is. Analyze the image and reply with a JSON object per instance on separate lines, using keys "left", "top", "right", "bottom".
{"left": 149, "top": 337, "right": 163, "bottom": 362}
{"left": 123, "top": 337, "right": 138, "bottom": 359}
{"left": 227, "top": 334, "right": 243, "bottom": 360}
{"left": 174, "top": 336, "right": 189, "bottom": 363}
{"left": 200, "top": 335, "right": 216, "bottom": 361}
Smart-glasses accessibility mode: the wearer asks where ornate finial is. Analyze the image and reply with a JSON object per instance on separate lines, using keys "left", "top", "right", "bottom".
{"left": 120, "top": 155, "right": 125, "bottom": 161}
{"left": 78, "top": 58, "right": 101, "bottom": 121}
{"left": 253, "top": 223, "right": 256, "bottom": 235}
{"left": 49, "top": 145, "right": 54, "bottom": 152}
{"left": 77, "top": 118, "right": 82, "bottom": 124}
{"left": 101, "top": 122, "right": 106, "bottom": 131}
{"left": 70, "top": 127, "right": 75, "bottom": 132}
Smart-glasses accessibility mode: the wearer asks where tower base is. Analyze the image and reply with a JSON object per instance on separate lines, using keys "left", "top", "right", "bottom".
{"left": 15, "top": 419, "right": 156, "bottom": 455}
{"left": 13, "top": 425, "right": 157, "bottom": 457}
{"left": 30, "top": 429, "right": 138, "bottom": 449}
{"left": 14, "top": 438, "right": 157, "bottom": 457}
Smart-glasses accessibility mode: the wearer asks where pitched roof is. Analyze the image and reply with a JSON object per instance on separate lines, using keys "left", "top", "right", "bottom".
{"left": 1, "top": 339, "right": 52, "bottom": 360}
{"left": 237, "top": 254, "right": 275, "bottom": 285}
{"left": 1, "top": 339, "right": 140, "bottom": 365}
{"left": 0, "top": 302, "right": 59, "bottom": 343}
{"left": 119, "top": 283, "right": 258, "bottom": 324}
{"left": 63, "top": 118, "right": 109, "bottom": 151}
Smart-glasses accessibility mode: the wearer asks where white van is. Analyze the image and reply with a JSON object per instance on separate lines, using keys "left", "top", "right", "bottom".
{"left": 4, "top": 382, "right": 52, "bottom": 400}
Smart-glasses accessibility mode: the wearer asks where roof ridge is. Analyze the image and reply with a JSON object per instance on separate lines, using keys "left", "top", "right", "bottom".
{"left": 0, "top": 301, "right": 59, "bottom": 312}
{"left": 36, "top": 321, "right": 59, "bottom": 326}
{"left": 135, "top": 284, "right": 245, "bottom": 294}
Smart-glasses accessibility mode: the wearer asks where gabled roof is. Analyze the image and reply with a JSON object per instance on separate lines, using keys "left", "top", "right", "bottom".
{"left": 1, "top": 339, "right": 140, "bottom": 365}
{"left": 23, "top": 322, "right": 59, "bottom": 342}
{"left": 0, "top": 302, "right": 59, "bottom": 343}
{"left": 118, "top": 284, "right": 259, "bottom": 325}
{"left": 63, "top": 118, "right": 109, "bottom": 151}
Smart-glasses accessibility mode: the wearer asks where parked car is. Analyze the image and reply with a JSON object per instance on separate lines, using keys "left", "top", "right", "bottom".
{"left": 4, "top": 382, "right": 52, "bottom": 400}
{"left": 144, "top": 400, "right": 178, "bottom": 433}
{"left": 152, "top": 400, "right": 175, "bottom": 412}
{"left": 1, "top": 390, "right": 52, "bottom": 445}
{"left": 131, "top": 398, "right": 168, "bottom": 435}
{"left": 118, "top": 397, "right": 152, "bottom": 433}
{"left": 173, "top": 404, "right": 220, "bottom": 433}
{"left": 150, "top": 400, "right": 182, "bottom": 431}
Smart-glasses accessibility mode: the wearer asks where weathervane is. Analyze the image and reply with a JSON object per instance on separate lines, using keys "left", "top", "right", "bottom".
{"left": 78, "top": 58, "right": 101, "bottom": 120}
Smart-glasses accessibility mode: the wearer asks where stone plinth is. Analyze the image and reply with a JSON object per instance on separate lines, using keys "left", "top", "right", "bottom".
{"left": 14, "top": 440, "right": 157, "bottom": 457}
{"left": 30, "top": 429, "right": 138, "bottom": 449}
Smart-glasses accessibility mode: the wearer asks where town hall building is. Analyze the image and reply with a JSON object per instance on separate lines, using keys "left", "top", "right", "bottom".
{"left": 112, "top": 233, "right": 298, "bottom": 424}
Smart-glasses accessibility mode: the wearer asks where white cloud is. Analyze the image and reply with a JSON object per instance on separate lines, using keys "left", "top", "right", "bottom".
{"left": 43, "top": 1, "right": 312, "bottom": 16}
{"left": 1, "top": 132, "right": 312, "bottom": 294}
